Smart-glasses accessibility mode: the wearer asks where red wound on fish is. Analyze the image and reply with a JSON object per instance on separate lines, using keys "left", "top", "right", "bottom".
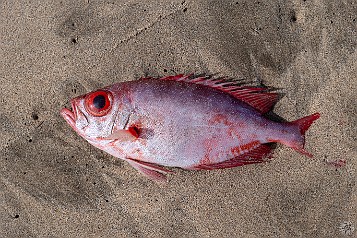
{"left": 128, "top": 126, "right": 140, "bottom": 138}
{"left": 154, "top": 74, "right": 279, "bottom": 114}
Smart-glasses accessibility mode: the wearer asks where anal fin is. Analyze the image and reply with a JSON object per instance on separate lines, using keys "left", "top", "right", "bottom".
{"left": 192, "top": 144, "right": 273, "bottom": 170}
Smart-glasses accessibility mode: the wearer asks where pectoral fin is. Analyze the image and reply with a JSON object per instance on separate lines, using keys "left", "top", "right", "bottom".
{"left": 101, "top": 127, "right": 138, "bottom": 141}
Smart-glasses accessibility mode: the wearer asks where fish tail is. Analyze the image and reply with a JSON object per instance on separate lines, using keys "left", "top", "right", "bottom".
{"left": 293, "top": 112, "right": 321, "bottom": 136}
{"left": 288, "top": 112, "right": 320, "bottom": 157}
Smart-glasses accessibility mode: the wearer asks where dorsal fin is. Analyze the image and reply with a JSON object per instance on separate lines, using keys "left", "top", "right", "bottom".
{"left": 149, "top": 74, "right": 279, "bottom": 114}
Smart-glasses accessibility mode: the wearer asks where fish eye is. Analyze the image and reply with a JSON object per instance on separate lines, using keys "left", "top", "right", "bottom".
{"left": 84, "top": 90, "right": 113, "bottom": 117}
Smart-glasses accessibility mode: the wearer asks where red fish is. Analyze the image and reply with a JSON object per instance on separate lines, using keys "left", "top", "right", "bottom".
{"left": 61, "top": 74, "right": 320, "bottom": 181}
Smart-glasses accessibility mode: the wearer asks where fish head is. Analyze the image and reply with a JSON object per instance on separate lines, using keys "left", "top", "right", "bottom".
{"left": 60, "top": 88, "right": 129, "bottom": 143}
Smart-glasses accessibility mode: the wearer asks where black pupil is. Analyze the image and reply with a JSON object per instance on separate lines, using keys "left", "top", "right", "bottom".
{"left": 93, "top": 95, "right": 106, "bottom": 109}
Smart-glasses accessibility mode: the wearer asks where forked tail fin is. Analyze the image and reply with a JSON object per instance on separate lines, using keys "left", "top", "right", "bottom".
{"left": 290, "top": 112, "right": 320, "bottom": 157}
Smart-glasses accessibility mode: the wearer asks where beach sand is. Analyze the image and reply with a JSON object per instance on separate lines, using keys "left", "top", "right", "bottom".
{"left": 0, "top": 0, "right": 356, "bottom": 237}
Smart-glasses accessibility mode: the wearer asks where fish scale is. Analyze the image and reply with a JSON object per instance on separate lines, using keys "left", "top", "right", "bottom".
{"left": 61, "top": 74, "right": 320, "bottom": 181}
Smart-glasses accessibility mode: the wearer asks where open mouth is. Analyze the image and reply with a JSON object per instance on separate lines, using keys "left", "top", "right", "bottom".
{"left": 60, "top": 100, "right": 77, "bottom": 130}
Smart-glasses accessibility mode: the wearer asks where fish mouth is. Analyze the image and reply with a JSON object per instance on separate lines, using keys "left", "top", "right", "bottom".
{"left": 60, "top": 100, "right": 77, "bottom": 130}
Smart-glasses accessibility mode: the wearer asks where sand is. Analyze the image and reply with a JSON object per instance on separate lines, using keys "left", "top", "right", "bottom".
{"left": 0, "top": 0, "right": 356, "bottom": 237}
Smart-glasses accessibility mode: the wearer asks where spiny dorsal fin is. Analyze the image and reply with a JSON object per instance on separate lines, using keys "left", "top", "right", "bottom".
{"left": 150, "top": 74, "right": 279, "bottom": 114}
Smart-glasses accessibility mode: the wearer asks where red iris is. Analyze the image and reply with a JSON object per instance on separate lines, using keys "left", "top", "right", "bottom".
{"left": 84, "top": 90, "right": 113, "bottom": 117}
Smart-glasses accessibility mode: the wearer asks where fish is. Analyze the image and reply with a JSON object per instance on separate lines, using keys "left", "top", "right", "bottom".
{"left": 60, "top": 74, "right": 320, "bottom": 181}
